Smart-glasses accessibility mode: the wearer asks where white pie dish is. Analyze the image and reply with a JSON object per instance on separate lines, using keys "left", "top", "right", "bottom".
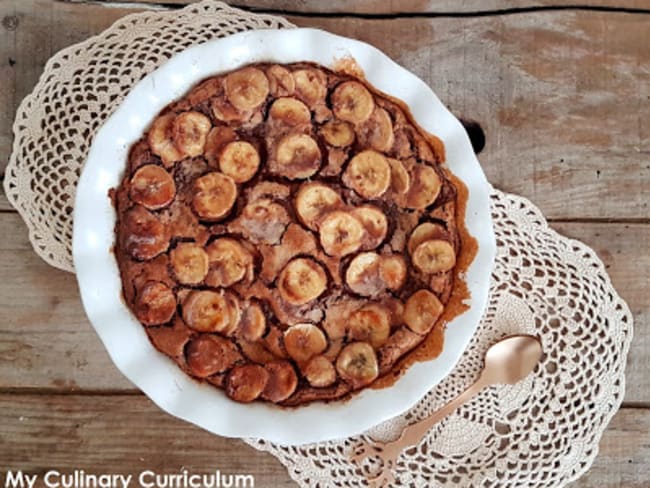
{"left": 73, "top": 27, "right": 495, "bottom": 445}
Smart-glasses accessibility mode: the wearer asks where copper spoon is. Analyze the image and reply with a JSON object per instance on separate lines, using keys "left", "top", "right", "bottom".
{"left": 350, "top": 335, "right": 543, "bottom": 487}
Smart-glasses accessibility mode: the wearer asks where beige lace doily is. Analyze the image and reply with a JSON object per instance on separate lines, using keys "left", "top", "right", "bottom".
{"left": 4, "top": 1, "right": 633, "bottom": 486}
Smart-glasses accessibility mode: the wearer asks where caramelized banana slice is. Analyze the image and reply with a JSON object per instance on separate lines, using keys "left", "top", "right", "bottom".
{"left": 277, "top": 258, "right": 328, "bottom": 305}
{"left": 186, "top": 334, "right": 242, "bottom": 378}
{"left": 412, "top": 239, "right": 456, "bottom": 274}
{"left": 130, "top": 164, "right": 176, "bottom": 210}
{"left": 295, "top": 182, "right": 343, "bottom": 230}
{"left": 332, "top": 81, "right": 375, "bottom": 124}
{"left": 262, "top": 360, "right": 298, "bottom": 403}
{"left": 268, "top": 97, "right": 311, "bottom": 126}
{"left": 169, "top": 242, "right": 209, "bottom": 285}
{"left": 343, "top": 150, "right": 391, "bottom": 199}
{"left": 238, "top": 301, "right": 267, "bottom": 342}
{"left": 204, "top": 126, "right": 238, "bottom": 167}
{"left": 211, "top": 96, "right": 252, "bottom": 124}
{"left": 319, "top": 211, "right": 365, "bottom": 257}
{"left": 134, "top": 281, "right": 176, "bottom": 326}
{"left": 226, "top": 364, "right": 269, "bottom": 403}
{"left": 292, "top": 68, "right": 327, "bottom": 105}
{"left": 172, "top": 111, "right": 211, "bottom": 157}
{"left": 351, "top": 205, "right": 388, "bottom": 250}
{"left": 403, "top": 289, "right": 444, "bottom": 334}
{"left": 379, "top": 255, "right": 407, "bottom": 291}
{"left": 348, "top": 304, "right": 391, "bottom": 348}
{"left": 387, "top": 158, "right": 410, "bottom": 195}
{"left": 336, "top": 342, "right": 379, "bottom": 389}
{"left": 192, "top": 172, "right": 237, "bottom": 221}
{"left": 320, "top": 119, "right": 355, "bottom": 147}
{"left": 407, "top": 222, "right": 448, "bottom": 255}
{"left": 274, "top": 133, "right": 321, "bottom": 179}
{"left": 345, "top": 252, "right": 383, "bottom": 297}
{"left": 284, "top": 323, "right": 328, "bottom": 363}
{"left": 303, "top": 355, "right": 337, "bottom": 388}
{"left": 182, "top": 290, "right": 237, "bottom": 334}
{"left": 218, "top": 141, "right": 260, "bottom": 183}
{"left": 406, "top": 164, "right": 441, "bottom": 209}
{"left": 123, "top": 206, "right": 169, "bottom": 260}
{"left": 358, "top": 107, "right": 394, "bottom": 152}
{"left": 148, "top": 113, "right": 184, "bottom": 167}
{"left": 267, "top": 65, "right": 295, "bottom": 97}
{"left": 205, "top": 238, "right": 253, "bottom": 287}
{"left": 224, "top": 67, "right": 269, "bottom": 111}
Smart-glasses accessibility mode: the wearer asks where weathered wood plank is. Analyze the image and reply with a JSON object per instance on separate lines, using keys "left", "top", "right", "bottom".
{"left": 2, "top": 3, "right": 648, "bottom": 218}
{"left": 90, "top": 0, "right": 650, "bottom": 14}
{"left": 0, "top": 393, "right": 647, "bottom": 487}
{"left": 1, "top": 212, "right": 647, "bottom": 404}
{"left": 0, "top": 393, "right": 295, "bottom": 487}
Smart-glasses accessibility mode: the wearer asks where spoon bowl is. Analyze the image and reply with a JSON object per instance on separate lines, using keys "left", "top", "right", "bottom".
{"left": 482, "top": 335, "right": 543, "bottom": 385}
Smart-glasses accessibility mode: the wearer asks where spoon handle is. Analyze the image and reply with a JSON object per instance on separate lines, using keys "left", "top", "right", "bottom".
{"left": 396, "top": 376, "right": 487, "bottom": 447}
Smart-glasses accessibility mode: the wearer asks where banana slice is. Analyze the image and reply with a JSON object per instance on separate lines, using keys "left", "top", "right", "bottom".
{"left": 348, "top": 304, "right": 391, "bottom": 348}
{"left": 406, "top": 164, "right": 441, "bottom": 209}
{"left": 345, "top": 252, "right": 383, "bottom": 297}
{"left": 358, "top": 107, "right": 394, "bottom": 152}
{"left": 351, "top": 205, "right": 388, "bottom": 250}
{"left": 303, "top": 355, "right": 337, "bottom": 388}
{"left": 229, "top": 198, "right": 290, "bottom": 245}
{"left": 211, "top": 96, "right": 251, "bottom": 124}
{"left": 129, "top": 164, "right": 176, "bottom": 210}
{"left": 336, "top": 342, "right": 379, "bottom": 389}
{"left": 122, "top": 205, "right": 170, "bottom": 260}
{"left": 284, "top": 323, "right": 328, "bottom": 363}
{"left": 268, "top": 97, "right": 311, "bottom": 126}
{"left": 403, "top": 289, "right": 444, "bottom": 334}
{"left": 267, "top": 65, "right": 295, "bottom": 97}
{"left": 292, "top": 68, "right": 327, "bottom": 105}
{"left": 319, "top": 211, "right": 365, "bottom": 257}
{"left": 134, "top": 281, "right": 176, "bottom": 326}
{"left": 238, "top": 302, "right": 267, "bottom": 342}
{"left": 204, "top": 126, "right": 238, "bottom": 167}
{"left": 148, "top": 113, "right": 184, "bottom": 167}
{"left": 295, "top": 183, "right": 343, "bottom": 230}
{"left": 224, "top": 67, "right": 269, "bottom": 111}
{"left": 407, "top": 222, "right": 448, "bottom": 255}
{"left": 171, "top": 111, "right": 212, "bottom": 158}
{"left": 261, "top": 360, "right": 298, "bottom": 403}
{"left": 186, "top": 334, "right": 242, "bottom": 378}
{"left": 412, "top": 239, "right": 457, "bottom": 274}
{"left": 218, "top": 140, "right": 260, "bottom": 183}
{"left": 169, "top": 242, "right": 209, "bottom": 285}
{"left": 343, "top": 150, "right": 391, "bottom": 199}
{"left": 387, "top": 158, "right": 411, "bottom": 195}
{"left": 320, "top": 119, "right": 355, "bottom": 147}
{"left": 226, "top": 364, "right": 269, "bottom": 403}
{"left": 332, "top": 81, "right": 375, "bottom": 124}
{"left": 277, "top": 258, "right": 327, "bottom": 305}
{"left": 379, "top": 255, "right": 407, "bottom": 291}
{"left": 205, "top": 238, "right": 253, "bottom": 288}
{"left": 273, "top": 133, "right": 321, "bottom": 179}
{"left": 239, "top": 339, "right": 277, "bottom": 364}
{"left": 182, "top": 290, "right": 238, "bottom": 334}
{"left": 192, "top": 172, "right": 237, "bottom": 221}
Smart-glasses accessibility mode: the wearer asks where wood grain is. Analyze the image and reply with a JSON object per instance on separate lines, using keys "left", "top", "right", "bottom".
{"left": 1, "top": 213, "right": 647, "bottom": 403}
{"left": 88, "top": 0, "right": 650, "bottom": 14}
{"left": 0, "top": 393, "right": 647, "bottom": 487}
{"left": 2, "top": 1, "right": 649, "bottom": 219}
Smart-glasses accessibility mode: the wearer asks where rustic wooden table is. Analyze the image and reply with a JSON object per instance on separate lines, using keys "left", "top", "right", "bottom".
{"left": 1, "top": 1, "right": 648, "bottom": 486}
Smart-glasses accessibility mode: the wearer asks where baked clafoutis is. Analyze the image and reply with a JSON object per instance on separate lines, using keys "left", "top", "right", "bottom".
{"left": 113, "top": 62, "right": 466, "bottom": 406}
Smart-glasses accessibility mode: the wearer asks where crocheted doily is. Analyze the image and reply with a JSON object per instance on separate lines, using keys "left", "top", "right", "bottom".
{"left": 4, "top": 1, "right": 633, "bottom": 486}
